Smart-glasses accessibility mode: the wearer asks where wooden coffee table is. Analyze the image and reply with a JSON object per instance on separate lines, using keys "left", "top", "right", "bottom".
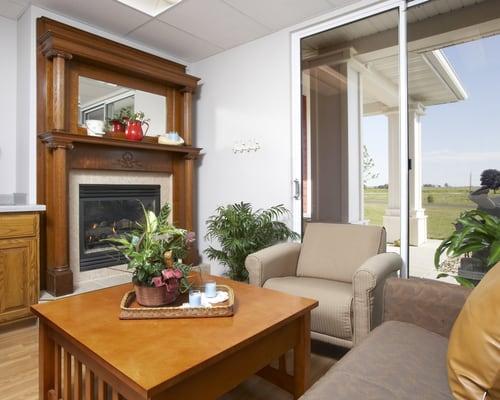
{"left": 31, "top": 276, "right": 318, "bottom": 400}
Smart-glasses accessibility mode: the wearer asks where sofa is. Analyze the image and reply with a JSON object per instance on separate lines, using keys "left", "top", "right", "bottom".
{"left": 300, "top": 277, "right": 470, "bottom": 399}
{"left": 246, "top": 223, "right": 402, "bottom": 347}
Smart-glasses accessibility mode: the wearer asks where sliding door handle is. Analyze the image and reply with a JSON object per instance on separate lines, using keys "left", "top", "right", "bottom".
{"left": 293, "top": 179, "right": 301, "bottom": 200}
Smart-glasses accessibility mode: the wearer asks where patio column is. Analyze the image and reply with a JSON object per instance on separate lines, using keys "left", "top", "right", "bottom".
{"left": 383, "top": 109, "right": 400, "bottom": 243}
{"left": 409, "top": 103, "right": 427, "bottom": 245}
{"left": 383, "top": 105, "right": 428, "bottom": 246}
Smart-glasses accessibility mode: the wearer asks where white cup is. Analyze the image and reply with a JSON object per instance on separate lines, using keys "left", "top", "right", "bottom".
{"left": 85, "top": 120, "right": 105, "bottom": 136}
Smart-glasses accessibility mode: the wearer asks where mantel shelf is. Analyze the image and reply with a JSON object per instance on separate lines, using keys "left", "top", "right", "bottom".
{"left": 38, "top": 131, "right": 202, "bottom": 157}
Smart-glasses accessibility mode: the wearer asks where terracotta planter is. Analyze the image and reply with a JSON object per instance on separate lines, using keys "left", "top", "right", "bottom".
{"left": 134, "top": 281, "right": 179, "bottom": 307}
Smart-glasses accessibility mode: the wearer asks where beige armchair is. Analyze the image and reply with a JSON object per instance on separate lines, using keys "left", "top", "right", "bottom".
{"left": 245, "top": 223, "right": 402, "bottom": 348}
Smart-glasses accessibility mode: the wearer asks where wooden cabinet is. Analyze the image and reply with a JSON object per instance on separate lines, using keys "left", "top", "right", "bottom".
{"left": 0, "top": 213, "right": 39, "bottom": 326}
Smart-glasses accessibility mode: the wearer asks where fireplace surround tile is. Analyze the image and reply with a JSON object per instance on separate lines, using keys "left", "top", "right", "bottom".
{"left": 69, "top": 170, "right": 172, "bottom": 286}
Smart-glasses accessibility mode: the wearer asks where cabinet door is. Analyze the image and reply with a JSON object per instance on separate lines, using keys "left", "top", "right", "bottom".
{"left": 0, "top": 238, "right": 37, "bottom": 324}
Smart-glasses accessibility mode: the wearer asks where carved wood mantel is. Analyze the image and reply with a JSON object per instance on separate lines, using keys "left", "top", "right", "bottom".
{"left": 37, "top": 18, "right": 201, "bottom": 296}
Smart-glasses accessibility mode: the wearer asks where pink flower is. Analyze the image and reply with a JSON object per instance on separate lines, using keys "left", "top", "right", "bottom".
{"left": 162, "top": 269, "right": 176, "bottom": 279}
{"left": 186, "top": 231, "right": 196, "bottom": 244}
{"left": 173, "top": 268, "right": 183, "bottom": 279}
{"left": 152, "top": 276, "right": 164, "bottom": 287}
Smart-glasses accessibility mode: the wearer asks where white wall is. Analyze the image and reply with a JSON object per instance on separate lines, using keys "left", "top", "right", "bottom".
{"left": 0, "top": 16, "right": 18, "bottom": 195}
{"left": 15, "top": 5, "right": 188, "bottom": 203}
{"left": 134, "top": 90, "right": 166, "bottom": 136}
{"left": 190, "top": 30, "right": 294, "bottom": 274}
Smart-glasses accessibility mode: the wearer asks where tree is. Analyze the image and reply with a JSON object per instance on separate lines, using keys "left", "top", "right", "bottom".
{"left": 480, "top": 169, "right": 500, "bottom": 193}
{"left": 362, "top": 145, "right": 379, "bottom": 187}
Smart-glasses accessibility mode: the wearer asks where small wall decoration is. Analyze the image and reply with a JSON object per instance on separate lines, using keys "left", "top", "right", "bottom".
{"left": 232, "top": 139, "right": 261, "bottom": 154}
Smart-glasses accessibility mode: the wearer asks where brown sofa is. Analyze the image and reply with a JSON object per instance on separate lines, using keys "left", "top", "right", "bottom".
{"left": 300, "top": 277, "right": 472, "bottom": 400}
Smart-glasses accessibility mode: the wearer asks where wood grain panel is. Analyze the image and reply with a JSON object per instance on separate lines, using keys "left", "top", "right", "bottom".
{"left": 71, "top": 145, "right": 173, "bottom": 173}
{"left": 0, "top": 237, "right": 38, "bottom": 324}
{"left": 0, "top": 213, "right": 37, "bottom": 239}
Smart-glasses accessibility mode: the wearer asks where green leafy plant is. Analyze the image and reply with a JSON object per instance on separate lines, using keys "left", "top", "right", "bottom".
{"left": 434, "top": 209, "right": 500, "bottom": 287}
{"left": 105, "top": 202, "right": 195, "bottom": 292}
{"left": 205, "top": 202, "right": 299, "bottom": 281}
{"left": 130, "top": 111, "right": 150, "bottom": 124}
{"left": 113, "top": 106, "right": 133, "bottom": 123}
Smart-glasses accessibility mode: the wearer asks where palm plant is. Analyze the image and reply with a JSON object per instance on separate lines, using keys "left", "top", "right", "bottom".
{"left": 205, "top": 202, "right": 299, "bottom": 281}
{"left": 105, "top": 202, "right": 194, "bottom": 291}
{"left": 434, "top": 210, "right": 500, "bottom": 287}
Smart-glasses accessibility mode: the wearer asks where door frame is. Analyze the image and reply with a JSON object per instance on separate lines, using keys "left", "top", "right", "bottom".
{"left": 290, "top": 0, "right": 429, "bottom": 276}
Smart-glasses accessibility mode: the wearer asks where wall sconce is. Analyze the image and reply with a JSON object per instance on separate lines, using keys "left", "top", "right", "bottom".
{"left": 232, "top": 139, "right": 261, "bottom": 154}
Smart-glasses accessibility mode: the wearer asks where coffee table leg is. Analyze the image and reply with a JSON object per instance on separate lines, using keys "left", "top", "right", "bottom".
{"left": 39, "top": 320, "right": 56, "bottom": 400}
{"left": 293, "top": 312, "right": 311, "bottom": 399}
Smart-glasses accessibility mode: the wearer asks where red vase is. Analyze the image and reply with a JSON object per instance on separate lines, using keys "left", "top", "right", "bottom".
{"left": 125, "top": 120, "right": 149, "bottom": 141}
{"left": 110, "top": 120, "right": 125, "bottom": 133}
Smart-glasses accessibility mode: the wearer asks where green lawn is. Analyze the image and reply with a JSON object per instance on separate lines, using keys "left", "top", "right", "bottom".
{"left": 364, "top": 187, "right": 476, "bottom": 239}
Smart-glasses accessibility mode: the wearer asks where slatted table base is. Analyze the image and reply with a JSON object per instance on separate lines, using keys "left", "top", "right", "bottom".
{"left": 39, "top": 321, "right": 139, "bottom": 400}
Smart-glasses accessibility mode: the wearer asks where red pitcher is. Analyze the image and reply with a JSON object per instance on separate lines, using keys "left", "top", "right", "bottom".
{"left": 125, "top": 119, "right": 149, "bottom": 141}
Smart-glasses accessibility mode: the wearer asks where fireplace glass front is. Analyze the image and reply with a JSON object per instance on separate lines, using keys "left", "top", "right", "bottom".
{"left": 79, "top": 184, "right": 160, "bottom": 271}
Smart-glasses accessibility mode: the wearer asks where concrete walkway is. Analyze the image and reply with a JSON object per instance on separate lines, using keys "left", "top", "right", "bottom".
{"left": 388, "top": 239, "right": 456, "bottom": 284}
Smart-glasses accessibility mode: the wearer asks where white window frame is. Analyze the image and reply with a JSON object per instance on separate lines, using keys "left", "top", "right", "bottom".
{"left": 290, "top": 0, "right": 430, "bottom": 277}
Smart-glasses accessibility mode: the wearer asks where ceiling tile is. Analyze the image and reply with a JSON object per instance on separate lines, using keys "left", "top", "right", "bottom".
{"left": 157, "top": 0, "right": 271, "bottom": 49}
{"left": 31, "top": 0, "right": 152, "bottom": 35}
{"left": 222, "top": 0, "right": 335, "bottom": 30}
{"left": 128, "top": 19, "right": 223, "bottom": 62}
{"left": 0, "top": 0, "right": 29, "bottom": 19}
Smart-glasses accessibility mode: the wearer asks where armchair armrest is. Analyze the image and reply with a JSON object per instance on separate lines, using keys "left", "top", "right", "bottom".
{"left": 352, "top": 252, "right": 402, "bottom": 345}
{"left": 246, "top": 242, "right": 302, "bottom": 287}
{"left": 382, "top": 277, "right": 471, "bottom": 338}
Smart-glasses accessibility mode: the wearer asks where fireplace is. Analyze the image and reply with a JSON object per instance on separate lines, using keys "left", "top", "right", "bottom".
{"left": 79, "top": 184, "right": 160, "bottom": 271}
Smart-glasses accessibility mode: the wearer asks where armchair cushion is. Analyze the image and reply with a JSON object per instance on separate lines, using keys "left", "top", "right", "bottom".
{"left": 246, "top": 242, "right": 302, "bottom": 287}
{"left": 296, "top": 223, "right": 386, "bottom": 283}
{"left": 264, "top": 277, "right": 353, "bottom": 340}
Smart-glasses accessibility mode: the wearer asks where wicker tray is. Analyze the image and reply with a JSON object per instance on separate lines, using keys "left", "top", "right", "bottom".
{"left": 119, "top": 285, "right": 234, "bottom": 320}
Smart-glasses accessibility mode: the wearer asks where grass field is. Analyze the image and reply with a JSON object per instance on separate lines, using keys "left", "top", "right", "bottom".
{"left": 364, "top": 187, "right": 477, "bottom": 239}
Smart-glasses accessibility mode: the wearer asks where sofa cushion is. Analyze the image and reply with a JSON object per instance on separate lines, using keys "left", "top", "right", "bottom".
{"left": 447, "top": 263, "right": 500, "bottom": 400}
{"left": 296, "top": 223, "right": 385, "bottom": 283}
{"left": 300, "top": 321, "right": 453, "bottom": 400}
{"left": 264, "top": 276, "right": 353, "bottom": 339}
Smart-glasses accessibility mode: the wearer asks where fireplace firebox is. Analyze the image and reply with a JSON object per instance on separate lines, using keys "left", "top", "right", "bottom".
{"left": 79, "top": 184, "right": 160, "bottom": 271}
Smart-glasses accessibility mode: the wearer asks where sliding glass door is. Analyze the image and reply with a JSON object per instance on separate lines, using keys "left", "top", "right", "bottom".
{"left": 298, "top": 6, "right": 402, "bottom": 258}
{"left": 293, "top": 0, "right": 499, "bottom": 283}
{"left": 406, "top": 0, "right": 500, "bottom": 285}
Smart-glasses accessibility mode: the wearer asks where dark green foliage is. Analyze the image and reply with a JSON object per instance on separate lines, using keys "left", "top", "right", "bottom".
{"left": 480, "top": 169, "right": 500, "bottom": 192}
{"left": 435, "top": 210, "right": 500, "bottom": 286}
{"left": 204, "top": 203, "right": 299, "bottom": 281}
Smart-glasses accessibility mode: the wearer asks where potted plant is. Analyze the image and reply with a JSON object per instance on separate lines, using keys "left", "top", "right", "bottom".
{"left": 434, "top": 210, "right": 500, "bottom": 287}
{"left": 106, "top": 202, "right": 195, "bottom": 306}
{"left": 125, "top": 111, "right": 150, "bottom": 141}
{"left": 205, "top": 202, "right": 299, "bottom": 281}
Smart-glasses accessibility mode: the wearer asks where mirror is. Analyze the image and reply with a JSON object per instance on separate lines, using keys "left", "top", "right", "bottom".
{"left": 78, "top": 76, "right": 167, "bottom": 136}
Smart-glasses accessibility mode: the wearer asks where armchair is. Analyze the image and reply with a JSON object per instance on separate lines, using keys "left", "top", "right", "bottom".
{"left": 246, "top": 223, "right": 402, "bottom": 347}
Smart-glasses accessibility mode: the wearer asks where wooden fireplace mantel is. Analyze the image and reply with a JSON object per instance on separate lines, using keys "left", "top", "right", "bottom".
{"left": 39, "top": 131, "right": 202, "bottom": 157}
{"left": 36, "top": 17, "right": 202, "bottom": 296}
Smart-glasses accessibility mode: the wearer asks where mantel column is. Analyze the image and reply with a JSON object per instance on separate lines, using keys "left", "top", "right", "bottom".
{"left": 44, "top": 140, "right": 74, "bottom": 296}
{"left": 47, "top": 50, "right": 72, "bottom": 131}
{"left": 182, "top": 88, "right": 199, "bottom": 264}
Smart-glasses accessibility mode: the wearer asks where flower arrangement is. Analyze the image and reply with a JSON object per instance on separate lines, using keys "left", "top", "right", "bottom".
{"left": 106, "top": 202, "right": 195, "bottom": 305}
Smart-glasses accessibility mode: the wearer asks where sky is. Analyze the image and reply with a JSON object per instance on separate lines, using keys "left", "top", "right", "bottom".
{"left": 363, "top": 34, "right": 500, "bottom": 187}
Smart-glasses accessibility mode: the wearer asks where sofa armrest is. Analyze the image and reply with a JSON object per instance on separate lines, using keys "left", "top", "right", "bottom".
{"left": 352, "top": 252, "right": 402, "bottom": 345}
{"left": 246, "top": 242, "right": 302, "bottom": 287}
{"left": 382, "top": 277, "right": 472, "bottom": 338}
